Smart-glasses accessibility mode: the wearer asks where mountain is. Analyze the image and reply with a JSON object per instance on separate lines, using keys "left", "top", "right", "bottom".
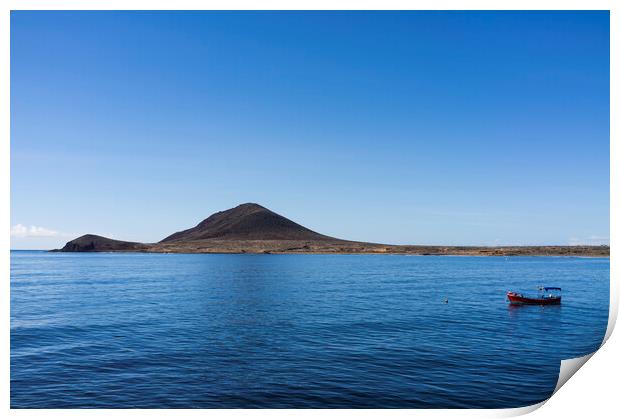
{"left": 54, "top": 234, "right": 149, "bottom": 252}
{"left": 161, "top": 203, "right": 333, "bottom": 242}
{"left": 52, "top": 203, "right": 610, "bottom": 256}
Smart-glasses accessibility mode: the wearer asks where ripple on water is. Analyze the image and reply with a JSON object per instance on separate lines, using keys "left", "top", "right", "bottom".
{"left": 10, "top": 251, "right": 608, "bottom": 408}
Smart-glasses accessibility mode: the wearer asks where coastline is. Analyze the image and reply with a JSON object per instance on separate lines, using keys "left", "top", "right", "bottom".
{"left": 49, "top": 204, "right": 610, "bottom": 258}
{"left": 48, "top": 242, "right": 610, "bottom": 257}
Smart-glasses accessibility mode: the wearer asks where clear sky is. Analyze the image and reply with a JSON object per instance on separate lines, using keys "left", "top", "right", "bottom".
{"left": 11, "top": 11, "right": 609, "bottom": 249}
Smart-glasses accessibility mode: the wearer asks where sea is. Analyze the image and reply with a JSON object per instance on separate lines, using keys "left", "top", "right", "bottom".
{"left": 10, "top": 251, "right": 609, "bottom": 408}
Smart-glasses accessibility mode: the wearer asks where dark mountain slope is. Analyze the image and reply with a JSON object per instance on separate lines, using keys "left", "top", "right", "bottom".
{"left": 54, "top": 234, "right": 149, "bottom": 252}
{"left": 160, "top": 203, "right": 335, "bottom": 242}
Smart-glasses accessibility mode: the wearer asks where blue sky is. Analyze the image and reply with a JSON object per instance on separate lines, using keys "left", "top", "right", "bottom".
{"left": 11, "top": 11, "right": 609, "bottom": 249}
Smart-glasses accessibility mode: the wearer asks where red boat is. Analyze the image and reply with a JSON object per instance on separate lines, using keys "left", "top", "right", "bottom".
{"left": 507, "top": 287, "right": 562, "bottom": 305}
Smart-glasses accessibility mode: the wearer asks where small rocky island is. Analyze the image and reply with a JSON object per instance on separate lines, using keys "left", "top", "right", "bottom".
{"left": 54, "top": 203, "right": 610, "bottom": 256}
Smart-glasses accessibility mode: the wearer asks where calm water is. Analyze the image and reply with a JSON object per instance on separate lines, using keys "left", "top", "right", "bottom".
{"left": 11, "top": 251, "right": 609, "bottom": 408}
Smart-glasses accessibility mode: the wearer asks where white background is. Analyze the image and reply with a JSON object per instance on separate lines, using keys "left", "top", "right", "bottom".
{"left": 1, "top": 1, "right": 617, "bottom": 418}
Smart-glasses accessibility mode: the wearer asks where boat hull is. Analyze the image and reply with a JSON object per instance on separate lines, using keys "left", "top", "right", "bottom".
{"left": 507, "top": 292, "right": 561, "bottom": 305}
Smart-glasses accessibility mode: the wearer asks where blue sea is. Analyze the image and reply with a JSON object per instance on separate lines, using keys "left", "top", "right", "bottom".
{"left": 10, "top": 251, "right": 609, "bottom": 408}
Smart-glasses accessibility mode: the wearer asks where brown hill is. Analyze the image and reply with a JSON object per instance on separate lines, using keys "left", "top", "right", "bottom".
{"left": 54, "top": 234, "right": 149, "bottom": 252}
{"left": 160, "top": 203, "right": 334, "bottom": 242}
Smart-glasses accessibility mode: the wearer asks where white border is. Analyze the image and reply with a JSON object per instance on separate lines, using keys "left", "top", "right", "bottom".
{"left": 2, "top": 2, "right": 616, "bottom": 418}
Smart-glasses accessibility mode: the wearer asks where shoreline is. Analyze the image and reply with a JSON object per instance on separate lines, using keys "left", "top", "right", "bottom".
{"left": 45, "top": 246, "right": 610, "bottom": 258}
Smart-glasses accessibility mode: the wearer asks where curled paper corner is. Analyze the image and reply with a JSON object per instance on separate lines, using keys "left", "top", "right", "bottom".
{"left": 603, "top": 296, "right": 618, "bottom": 344}
{"left": 497, "top": 351, "right": 599, "bottom": 418}
{"left": 497, "top": 400, "right": 546, "bottom": 417}
{"left": 553, "top": 352, "right": 595, "bottom": 395}
{"left": 547, "top": 293, "right": 619, "bottom": 397}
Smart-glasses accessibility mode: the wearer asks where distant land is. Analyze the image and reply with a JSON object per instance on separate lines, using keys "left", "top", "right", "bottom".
{"left": 53, "top": 203, "right": 610, "bottom": 257}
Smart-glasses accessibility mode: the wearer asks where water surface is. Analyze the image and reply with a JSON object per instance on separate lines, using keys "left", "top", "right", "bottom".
{"left": 11, "top": 251, "right": 609, "bottom": 408}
